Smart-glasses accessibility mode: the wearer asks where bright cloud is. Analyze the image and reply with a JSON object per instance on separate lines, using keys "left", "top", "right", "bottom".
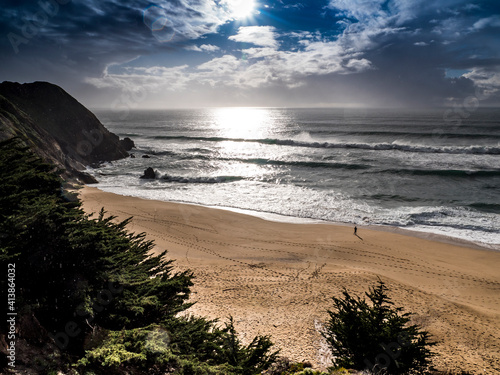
{"left": 228, "top": 26, "right": 279, "bottom": 48}
{"left": 185, "top": 44, "right": 221, "bottom": 52}
{"left": 88, "top": 34, "right": 375, "bottom": 94}
{"left": 464, "top": 68, "right": 500, "bottom": 98}
{"left": 142, "top": 1, "right": 233, "bottom": 41}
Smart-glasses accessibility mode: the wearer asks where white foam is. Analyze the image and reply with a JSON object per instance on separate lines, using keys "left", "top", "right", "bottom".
{"left": 89, "top": 171, "right": 500, "bottom": 250}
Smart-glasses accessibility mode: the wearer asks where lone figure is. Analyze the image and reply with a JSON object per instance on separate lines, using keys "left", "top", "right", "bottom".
{"left": 354, "top": 226, "right": 357, "bottom": 235}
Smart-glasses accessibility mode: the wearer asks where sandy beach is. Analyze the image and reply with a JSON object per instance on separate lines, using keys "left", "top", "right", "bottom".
{"left": 79, "top": 186, "right": 500, "bottom": 373}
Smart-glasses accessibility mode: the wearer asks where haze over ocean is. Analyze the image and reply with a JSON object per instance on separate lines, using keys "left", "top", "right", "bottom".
{"left": 90, "top": 107, "right": 500, "bottom": 249}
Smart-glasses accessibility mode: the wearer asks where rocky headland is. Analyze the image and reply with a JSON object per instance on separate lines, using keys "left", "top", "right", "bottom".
{"left": 0, "top": 81, "right": 130, "bottom": 183}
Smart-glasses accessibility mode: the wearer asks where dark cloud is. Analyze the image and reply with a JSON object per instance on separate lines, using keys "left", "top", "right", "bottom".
{"left": 0, "top": 1, "right": 226, "bottom": 79}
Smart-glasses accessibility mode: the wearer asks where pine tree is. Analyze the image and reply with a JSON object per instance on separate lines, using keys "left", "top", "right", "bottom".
{"left": 0, "top": 138, "right": 279, "bottom": 374}
{"left": 0, "top": 138, "right": 194, "bottom": 353}
{"left": 323, "top": 280, "right": 436, "bottom": 374}
{"left": 218, "top": 317, "right": 279, "bottom": 375}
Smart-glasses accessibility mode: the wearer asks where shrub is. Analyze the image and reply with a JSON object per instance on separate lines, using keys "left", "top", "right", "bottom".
{"left": 217, "top": 317, "right": 279, "bottom": 374}
{"left": 262, "top": 359, "right": 327, "bottom": 375}
{"left": 323, "top": 280, "right": 436, "bottom": 374}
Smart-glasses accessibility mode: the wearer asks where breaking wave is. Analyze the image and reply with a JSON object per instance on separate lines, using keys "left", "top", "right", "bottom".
{"left": 152, "top": 135, "right": 500, "bottom": 155}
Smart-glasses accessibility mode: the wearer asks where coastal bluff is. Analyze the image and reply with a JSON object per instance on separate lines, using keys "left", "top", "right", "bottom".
{"left": 0, "top": 81, "right": 129, "bottom": 182}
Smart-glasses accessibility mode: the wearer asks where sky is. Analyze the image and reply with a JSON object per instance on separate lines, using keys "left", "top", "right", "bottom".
{"left": 1, "top": 0, "right": 500, "bottom": 109}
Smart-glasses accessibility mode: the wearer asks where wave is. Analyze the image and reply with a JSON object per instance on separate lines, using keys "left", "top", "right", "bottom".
{"left": 148, "top": 151, "right": 372, "bottom": 170}
{"left": 151, "top": 135, "right": 500, "bottom": 155}
{"left": 367, "top": 194, "right": 422, "bottom": 203}
{"left": 308, "top": 129, "right": 500, "bottom": 140}
{"left": 207, "top": 156, "right": 371, "bottom": 170}
{"left": 146, "top": 150, "right": 177, "bottom": 156}
{"left": 241, "top": 158, "right": 370, "bottom": 170}
{"left": 159, "top": 175, "right": 245, "bottom": 184}
{"left": 117, "top": 133, "right": 142, "bottom": 137}
{"left": 405, "top": 210, "right": 500, "bottom": 233}
{"left": 468, "top": 202, "right": 500, "bottom": 214}
{"left": 375, "top": 169, "right": 500, "bottom": 178}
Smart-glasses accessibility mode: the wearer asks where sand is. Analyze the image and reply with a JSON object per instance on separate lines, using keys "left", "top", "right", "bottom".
{"left": 79, "top": 186, "right": 500, "bottom": 373}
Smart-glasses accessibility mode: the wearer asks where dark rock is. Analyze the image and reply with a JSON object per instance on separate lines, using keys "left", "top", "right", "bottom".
{"left": 76, "top": 171, "right": 98, "bottom": 184}
{"left": 302, "top": 361, "right": 313, "bottom": 368}
{"left": 120, "top": 137, "right": 135, "bottom": 151}
{"left": 130, "top": 153, "right": 136, "bottom": 158}
{"left": 142, "top": 154, "right": 150, "bottom": 158}
{"left": 140, "top": 167, "right": 156, "bottom": 179}
{"left": 0, "top": 81, "right": 129, "bottom": 182}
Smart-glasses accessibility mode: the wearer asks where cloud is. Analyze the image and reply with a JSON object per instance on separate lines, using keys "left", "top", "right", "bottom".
{"left": 185, "top": 44, "right": 220, "bottom": 52}
{"left": 85, "top": 64, "right": 190, "bottom": 92}
{"left": 471, "top": 15, "right": 500, "bottom": 31}
{"left": 0, "top": 0, "right": 238, "bottom": 83}
{"left": 141, "top": 0, "right": 235, "bottom": 40}
{"left": 2, "top": 0, "right": 499, "bottom": 108}
{"left": 197, "top": 37, "right": 374, "bottom": 88}
{"left": 463, "top": 67, "right": 500, "bottom": 98}
{"left": 326, "top": 0, "right": 489, "bottom": 47}
{"left": 325, "top": 0, "right": 410, "bottom": 58}
{"left": 78, "top": 0, "right": 500, "bottom": 107}
{"left": 343, "top": 58, "right": 373, "bottom": 73}
{"left": 197, "top": 55, "right": 241, "bottom": 73}
{"left": 228, "top": 26, "right": 279, "bottom": 48}
{"left": 327, "top": 0, "right": 388, "bottom": 20}
{"left": 88, "top": 37, "right": 375, "bottom": 94}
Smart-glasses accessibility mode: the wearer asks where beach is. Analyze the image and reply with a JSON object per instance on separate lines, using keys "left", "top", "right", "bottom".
{"left": 80, "top": 186, "right": 500, "bottom": 373}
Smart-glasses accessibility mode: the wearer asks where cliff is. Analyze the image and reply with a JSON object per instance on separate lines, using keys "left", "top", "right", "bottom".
{"left": 0, "top": 81, "right": 129, "bottom": 183}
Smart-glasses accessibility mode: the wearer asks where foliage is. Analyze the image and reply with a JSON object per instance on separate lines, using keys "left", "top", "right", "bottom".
{"left": 0, "top": 139, "right": 193, "bottom": 354}
{"left": 323, "top": 280, "right": 436, "bottom": 375}
{"left": 263, "top": 358, "right": 326, "bottom": 375}
{"left": 216, "top": 317, "right": 279, "bottom": 374}
{"left": 0, "top": 138, "right": 278, "bottom": 374}
{"left": 78, "top": 318, "right": 278, "bottom": 375}
{"left": 329, "top": 368, "right": 350, "bottom": 375}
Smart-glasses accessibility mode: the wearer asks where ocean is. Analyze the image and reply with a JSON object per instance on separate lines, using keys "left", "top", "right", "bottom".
{"left": 89, "top": 107, "right": 500, "bottom": 249}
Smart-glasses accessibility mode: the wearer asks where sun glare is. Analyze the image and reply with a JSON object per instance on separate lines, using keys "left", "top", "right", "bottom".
{"left": 229, "top": 0, "right": 256, "bottom": 19}
{"left": 213, "top": 107, "right": 270, "bottom": 139}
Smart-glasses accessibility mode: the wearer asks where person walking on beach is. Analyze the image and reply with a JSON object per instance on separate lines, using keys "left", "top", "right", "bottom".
{"left": 354, "top": 226, "right": 357, "bottom": 235}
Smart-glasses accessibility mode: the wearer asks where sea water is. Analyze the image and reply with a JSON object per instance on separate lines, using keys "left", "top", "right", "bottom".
{"left": 89, "top": 107, "right": 500, "bottom": 249}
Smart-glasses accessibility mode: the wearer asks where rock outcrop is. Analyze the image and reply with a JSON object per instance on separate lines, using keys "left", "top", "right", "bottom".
{"left": 0, "top": 81, "right": 130, "bottom": 183}
{"left": 120, "top": 137, "right": 135, "bottom": 151}
{"left": 140, "top": 167, "right": 156, "bottom": 179}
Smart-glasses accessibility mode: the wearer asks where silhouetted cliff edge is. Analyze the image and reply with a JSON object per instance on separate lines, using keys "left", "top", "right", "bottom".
{"left": 0, "top": 81, "right": 129, "bottom": 183}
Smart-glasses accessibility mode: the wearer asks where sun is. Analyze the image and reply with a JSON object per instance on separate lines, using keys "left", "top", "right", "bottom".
{"left": 228, "top": 0, "right": 256, "bottom": 19}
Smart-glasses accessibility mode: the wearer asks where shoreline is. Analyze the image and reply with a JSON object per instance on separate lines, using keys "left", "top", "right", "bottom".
{"left": 207, "top": 204, "right": 499, "bottom": 252}
{"left": 78, "top": 185, "right": 500, "bottom": 373}
{"left": 86, "top": 184, "right": 499, "bottom": 252}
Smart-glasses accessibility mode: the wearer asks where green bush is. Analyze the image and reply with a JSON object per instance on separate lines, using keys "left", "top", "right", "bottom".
{"left": 323, "top": 280, "right": 436, "bottom": 374}
{"left": 217, "top": 317, "right": 279, "bottom": 374}
{"left": 262, "top": 359, "right": 326, "bottom": 375}
{"left": 76, "top": 318, "right": 279, "bottom": 374}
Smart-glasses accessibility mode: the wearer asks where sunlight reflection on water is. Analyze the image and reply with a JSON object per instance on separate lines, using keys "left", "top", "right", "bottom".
{"left": 211, "top": 107, "right": 276, "bottom": 139}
